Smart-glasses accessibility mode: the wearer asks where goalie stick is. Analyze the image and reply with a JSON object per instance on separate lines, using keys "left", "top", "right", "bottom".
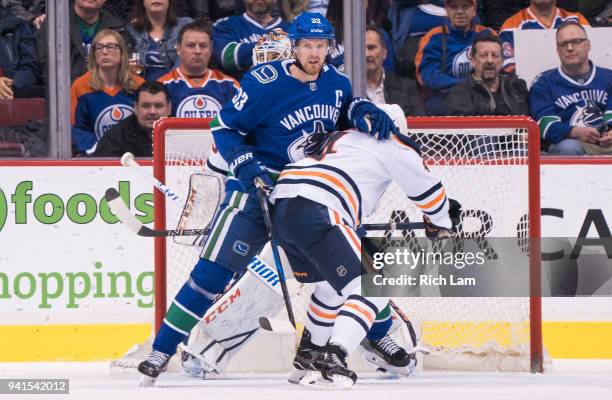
{"left": 105, "top": 188, "right": 426, "bottom": 239}
{"left": 105, "top": 188, "right": 211, "bottom": 237}
{"left": 121, "top": 152, "right": 184, "bottom": 203}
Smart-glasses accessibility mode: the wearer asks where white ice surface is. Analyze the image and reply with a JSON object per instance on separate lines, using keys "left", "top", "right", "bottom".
{"left": 0, "top": 360, "right": 611, "bottom": 400}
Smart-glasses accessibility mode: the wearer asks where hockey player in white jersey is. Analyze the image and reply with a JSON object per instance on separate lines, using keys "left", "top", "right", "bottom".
{"left": 270, "top": 104, "right": 461, "bottom": 388}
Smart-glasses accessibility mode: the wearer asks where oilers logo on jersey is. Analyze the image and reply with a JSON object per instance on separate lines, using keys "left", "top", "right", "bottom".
{"left": 452, "top": 46, "right": 473, "bottom": 79}
{"left": 94, "top": 104, "right": 134, "bottom": 139}
{"left": 176, "top": 95, "right": 223, "bottom": 118}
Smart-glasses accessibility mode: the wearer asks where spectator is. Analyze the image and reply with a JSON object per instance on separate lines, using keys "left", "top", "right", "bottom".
{"left": 279, "top": 0, "right": 309, "bottom": 22}
{"left": 1, "top": 0, "right": 45, "bottom": 29}
{"left": 415, "top": 0, "right": 493, "bottom": 116}
{"left": 499, "top": 0, "right": 589, "bottom": 75}
{"left": 365, "top": 26, "right": 423, "bottom": 116}
{"left": 529, "top": 22, "right": 612, "bottom": 155}
{"left": 71, "top": 29, "right": 144, "bottom": 156}
{"left": 94, "top": 81, "right": 171, "bottom": 157}
{"left": 212, "top": 0, "right": 290, "bottom": 77}
{"left": 557, "top": 0, "right": 610, "bottom": 26}
{"left": 103, "top": 0, "right": 138, "bottom": 24}
{"left": 158, "top": 22, "right": 238, "bottom": 119}
{"left": 389, "top": 0, "right": 479, "bottom": 78}
{"left": 37, "top": 0, "right": 126, "bottom": 84}
{"left": 0, "top": 5, "right": 40, "bottom": 99}
{"left": 481, "top": 0, "right": 528, "bottom": 31}
{"left": 448, "top": 33, "right": 529, "bottom": 116}
{"left": 126, "top": 0, "right": 192, "bottom": 81}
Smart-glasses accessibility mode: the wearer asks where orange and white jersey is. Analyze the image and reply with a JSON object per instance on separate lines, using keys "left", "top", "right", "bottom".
{"left": 270, "top": 130, "right": 451, "bottom": 230}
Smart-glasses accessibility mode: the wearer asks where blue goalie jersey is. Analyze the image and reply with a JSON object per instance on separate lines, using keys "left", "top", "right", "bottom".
{"left": 210, "top": 59, "right": 353, "bottom": 173}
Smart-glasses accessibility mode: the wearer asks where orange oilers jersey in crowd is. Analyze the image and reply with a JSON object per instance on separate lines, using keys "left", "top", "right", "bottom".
{"left": 499, "top": 7, "right": 589, "bottom": 73}
{"left": 270, "top": 130, "right": 451, "bottom": 230}
{"left": 70, "top": 71, "right": 144, "bottom": 154}
{"left": 158, "top": 67, "right": 239, "bottom": 118}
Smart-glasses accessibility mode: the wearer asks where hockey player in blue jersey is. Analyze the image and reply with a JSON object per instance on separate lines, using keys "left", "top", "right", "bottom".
{"left": 137, "top": 12, "right": 402, "bottom": 384}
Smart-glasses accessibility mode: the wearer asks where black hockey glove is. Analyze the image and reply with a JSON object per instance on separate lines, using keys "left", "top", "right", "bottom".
{"left": 229, "top": 147, "right": 274, "bottom": 195}
{"left": 423, "top": 198, "right": 462, "bottom": 240}
{"left": 348, "top": 98, "right": 400, "bottom": 141}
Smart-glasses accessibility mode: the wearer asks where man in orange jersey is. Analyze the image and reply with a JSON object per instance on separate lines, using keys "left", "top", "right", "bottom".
{"left": 499, "top": 0, "right": 589, "bottom": 74}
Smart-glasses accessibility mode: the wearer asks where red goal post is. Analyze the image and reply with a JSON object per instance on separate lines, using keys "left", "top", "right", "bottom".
{"left": 152, "top": 115, "right": 543, "bottom": 373}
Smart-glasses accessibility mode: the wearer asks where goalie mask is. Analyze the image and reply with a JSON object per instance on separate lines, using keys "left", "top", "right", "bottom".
{"left": 252, "top": 28, "right": 292, "bottom": 66}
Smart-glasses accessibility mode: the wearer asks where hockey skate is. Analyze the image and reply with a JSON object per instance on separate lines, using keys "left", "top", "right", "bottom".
{"left": 358, "top": 334, "right": 417, "bottom": 376}
{"left": 137, "top": 350, "right": 171, "bottom": 387}
{"left": 288, "top": 328, "right": 324, "bottom": 384}
{"left": 299, "top": 343, "right": 357, "bottom": 389}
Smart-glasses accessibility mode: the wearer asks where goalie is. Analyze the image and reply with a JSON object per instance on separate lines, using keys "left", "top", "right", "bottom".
{"left": 269, "top": 104, "right": 461, "bottom": 388}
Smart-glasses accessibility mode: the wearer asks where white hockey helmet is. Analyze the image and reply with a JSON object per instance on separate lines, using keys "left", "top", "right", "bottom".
{"left": 376, "top": 104, "right": 408, "bottom": 136}
{"left": 252, "top": 28, "right": 292, "bottom": 66}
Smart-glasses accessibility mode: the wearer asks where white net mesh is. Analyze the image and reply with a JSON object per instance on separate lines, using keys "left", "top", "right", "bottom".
{"left": 114, "top": 118, "right": 542, "bottom": 373}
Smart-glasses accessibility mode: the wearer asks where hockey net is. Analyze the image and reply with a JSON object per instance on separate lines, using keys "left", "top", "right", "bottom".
{"left": 115, "top": 116, "right": 544, "bottom": 374}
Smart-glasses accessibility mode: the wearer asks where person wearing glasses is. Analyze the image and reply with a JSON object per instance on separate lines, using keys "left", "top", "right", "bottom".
{"left": 529, "top": 21, "right": 612, "bottom": 155}
{"left": 37, "top": 0, "right": 127, "bottom": 83}
{"left": 70, "top": 29, "right": 145, "bottom": 156}
{"left": 499, "top": 0, "right": 589, "bottom": 75}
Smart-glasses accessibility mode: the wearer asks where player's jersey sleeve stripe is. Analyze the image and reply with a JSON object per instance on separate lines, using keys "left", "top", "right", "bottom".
{"left": 417, "top": 188, "right": 446, "bottom": 210}
{"left": 408, "top": 181, "right": 443, "bottom": 202}
{"left": 538, "top": 116, "right": 562, "bottom": 140}
{"left": 423, "top": 196, "right": 448, "bottom": 216}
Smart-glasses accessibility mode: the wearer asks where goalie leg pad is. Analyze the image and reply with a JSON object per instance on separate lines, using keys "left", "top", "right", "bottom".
{"left": 181, "top": 253, "right": 285, "bottom": 374}
{"left": 153, "top": 259, "right": 234, "bottom": 355}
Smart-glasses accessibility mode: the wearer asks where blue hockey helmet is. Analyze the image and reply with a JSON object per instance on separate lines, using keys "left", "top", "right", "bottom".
{"left": 288, "top": 12, "right": 336, "bottom": 46}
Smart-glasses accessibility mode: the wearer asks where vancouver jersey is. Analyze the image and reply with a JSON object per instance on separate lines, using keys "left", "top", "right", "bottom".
{"left": 529, "top": 64, "right": 612, "bottom": 144}
{"left": 70, "top": 71, "right": 144, "bottom": 154}
{"left": 499, "top": 7, "right": 589, "bottom": 72}
{"left": 271, "top": 130, "right": 451, "bottom": 230}
{"left": 211, "top": 59, "right": 353, "bottom": 173}
{"left": 158, "top": 67, "right": 239, "bottom": 118}
{"left": 213, "top": 13, "right": 291, "bottom": 73}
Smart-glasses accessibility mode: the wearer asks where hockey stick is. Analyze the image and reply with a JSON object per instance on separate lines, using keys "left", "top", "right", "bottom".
{"left": 255, "top": 178, "right": 297, "bottom": 329}
{"left": 362, "top": 222, "right": 426, "bottom": 231}
{"left": 121, "top": 152, "right": 184, "bottom": 203}
{"left": 105, "top": 188, "right": 211, "bottom": 237}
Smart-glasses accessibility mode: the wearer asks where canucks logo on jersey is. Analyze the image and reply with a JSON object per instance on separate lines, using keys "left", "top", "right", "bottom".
{"left": 94, "top": 104, "right": 134, "bottom": 139}
{"left": 287, "top": 120, "right": 329, "bottom": 162}
{"left": 569, "top": 99, "right": 604, "bottom": 128}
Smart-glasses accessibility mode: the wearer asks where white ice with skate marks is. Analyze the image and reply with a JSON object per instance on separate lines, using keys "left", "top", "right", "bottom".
{"left": 1, "top": 360, "right": 611, "bottom": 400}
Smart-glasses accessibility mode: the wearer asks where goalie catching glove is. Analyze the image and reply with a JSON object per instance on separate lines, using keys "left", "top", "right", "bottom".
{"left": 348, "top": 98, "right": 401, "bottom": 141}
{"left": 229, "top": 146, "right": 274, "bottom": 195}
{"left": 424, "top": 198, "right": 462, "bottom": 240}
